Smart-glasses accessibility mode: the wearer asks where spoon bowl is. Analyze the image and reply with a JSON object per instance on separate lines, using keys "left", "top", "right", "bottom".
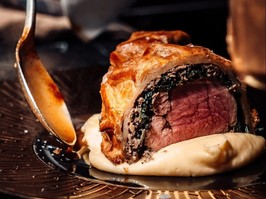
{"left": 15, "top": 0, "right": 77, "bottom": 146}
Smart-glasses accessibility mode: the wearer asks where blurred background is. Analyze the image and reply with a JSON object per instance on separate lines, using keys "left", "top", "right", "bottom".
{"left": 0, "top": 0, "right": 229, "bottom": 81}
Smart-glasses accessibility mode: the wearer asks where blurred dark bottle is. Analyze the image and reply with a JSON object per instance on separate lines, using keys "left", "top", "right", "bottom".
{"left": 227, "top": 0, "right": 266, "bottom": 91}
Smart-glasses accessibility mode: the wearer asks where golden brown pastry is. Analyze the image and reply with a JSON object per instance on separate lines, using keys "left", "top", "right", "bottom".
{"left": 98, "top": 30, "right": 258, "bottom": 166}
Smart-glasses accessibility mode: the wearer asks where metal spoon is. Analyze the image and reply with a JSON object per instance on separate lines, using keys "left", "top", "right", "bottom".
{"left": 15, "top": 0, "right": 76, "bottom": 146}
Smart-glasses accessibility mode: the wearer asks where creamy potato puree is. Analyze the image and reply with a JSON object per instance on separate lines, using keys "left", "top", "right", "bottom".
{"left": 81, "top": 114, "right": 265, "bottom": 177}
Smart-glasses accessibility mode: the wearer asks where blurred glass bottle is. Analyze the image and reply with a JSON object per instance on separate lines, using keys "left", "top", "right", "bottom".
{"left": 227, "top": 0, "right": 266, "bottom": 90}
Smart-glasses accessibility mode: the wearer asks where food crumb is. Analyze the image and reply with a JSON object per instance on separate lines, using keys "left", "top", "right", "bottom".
{"left": 53, "top": 147, "right": 62, "bottom": 155}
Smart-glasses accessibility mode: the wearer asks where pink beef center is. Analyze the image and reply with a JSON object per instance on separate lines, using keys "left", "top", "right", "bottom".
{"left": 146, "top": 80, "right": 237, "bottom": 151}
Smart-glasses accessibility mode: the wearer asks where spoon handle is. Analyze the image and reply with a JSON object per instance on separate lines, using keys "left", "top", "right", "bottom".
{"left": 24, "top": 0, "right": 35, "bottom": 33}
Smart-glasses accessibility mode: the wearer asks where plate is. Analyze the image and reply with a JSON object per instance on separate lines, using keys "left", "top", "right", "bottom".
{"left": 0, "top": 67, "right": 266, "bottom": 199}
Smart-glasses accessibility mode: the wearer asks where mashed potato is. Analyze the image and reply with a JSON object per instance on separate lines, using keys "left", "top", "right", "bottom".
{"left": 81, "top": 114, "right": 265, "bottom": 177}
